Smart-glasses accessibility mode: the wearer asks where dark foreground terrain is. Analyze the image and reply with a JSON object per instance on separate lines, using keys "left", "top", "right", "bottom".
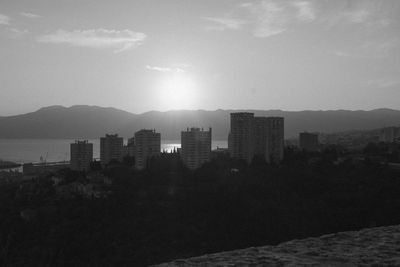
{"left": 1, "top": 146, "right": 400, "bottom": 266}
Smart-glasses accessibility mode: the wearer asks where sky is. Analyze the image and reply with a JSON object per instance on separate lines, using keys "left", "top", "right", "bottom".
{"left": 0, "top": 0, "right": 399, "bottom": 116}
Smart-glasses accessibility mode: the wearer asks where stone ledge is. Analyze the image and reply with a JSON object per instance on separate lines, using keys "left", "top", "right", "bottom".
{"left": 155, "top": 225, "right": 400, "bottom": 266}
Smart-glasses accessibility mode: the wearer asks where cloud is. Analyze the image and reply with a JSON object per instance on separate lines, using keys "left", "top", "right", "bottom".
{"left": 203, "top": 0, "right": 397, "bottom": 38}
{"left": 146, "top": 65, "right": 186, "bottom": 73}
{"left": 0, "top": 14, "right": 29, "bottom": 39}
{"left": 253, "top": 27, "right": 286, "bottom": 38}
{"left": 0, "top": 14, "right": 10, "bottom": 25}
{"left": 5, "top": 27, "right": 29, "bottom": 39}
{"left": 37, "top": 29, "right": 146, "bottom": 53}
{"left": 20, "top": 12, "right": 42, "bottom": 19}
{"left": 202, "top": 17, "right": 248, "bottom": 31}
{"left": 361, "top": 38, "right": 400, "bottom": 57}
{"left": 332, "top": 37, "right": 400, "bottom": 59}
{"left": 253, "top": 2, "right": 288, "bottom": 37}
{"left": 293, "top": 1, "right": 316, "bottom": 22}
{"left": 367, "top": 79, "right": 400, "bottom": 89}
{"left": 327, "top": 9, "right": 370, "bottom": 26}
{"left": 345, "top": 10, "right": 370, "bottom": 23}
{"left": 322, "top": 1, "right": 396, "bottom": 29}
{"left": 331, "top": 39, "right": 400, "bottom": 59}
{"left": 332, "top": 50, "right": 353, "bottom": 57}
{"left": 241, "top": 1, "right": 291, "bottom": 38}
{"left": 204, "top": 1, "right": 316, "bottom": 38}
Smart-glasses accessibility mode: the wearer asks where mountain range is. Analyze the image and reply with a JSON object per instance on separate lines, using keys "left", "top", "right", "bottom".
{"left": 1, "top": 105, "right": 400, "bottom": 140}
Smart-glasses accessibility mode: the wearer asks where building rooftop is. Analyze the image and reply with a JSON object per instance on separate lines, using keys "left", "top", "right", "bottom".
{"left": 136, "top": 129, "right": 158, "bottom": 134}
{"left": 104, "top": 134, "right": 120, "bottom": 138}
{"left": 184, "top": 127, "right": 211, "bottom": 132}
{"left": 73, "top": 140, "right": 91, "bottom": 144}
{"left": 230, "top": 112, "right": 254, "bottom": 116}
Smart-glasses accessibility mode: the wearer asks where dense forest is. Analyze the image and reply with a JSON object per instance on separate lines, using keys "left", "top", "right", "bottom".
{"left": 1, "top": 145, "right": 400, "bottom": 266}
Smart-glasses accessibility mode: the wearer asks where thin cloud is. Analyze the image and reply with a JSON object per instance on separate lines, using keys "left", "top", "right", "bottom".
{"left": 0, "top": 14, "right": 10, "bottom": 25}
{"left": 171, "top": 63, "right": 192, "bottom": 69}
{"left": 37, "top": 29, "right": 146, "bottom": 53}
{"left": 293, "top": 1, "right": 316, "bottom": 22}
{"left": 5, "top": 27, "right": 29, "bottom": 39}
{"left": 327, "top": 9, "right": 370, "bottom": 26}
{"left": 0, "top": 14, "right": 28, "bottom": 39}
{"left": 146, "top": 65, "right": 186, "bottom": 73}
{"left": 204, "top": 0, "right": 316, "bottom": 38}
{"left": 20, "top": 12, "right": 42, "bottom": 19}
{"left": 332, "top": 50, "right": 353, "bottom": 57}
{"left": 204, "top": 0, "right": 396, "bottom": 38}
{"left": 322, "top": 1, "right": 396, "bottom": 29}
{"left": 346, "top": 10, "right": 370, "bottom": 23}
{"left": 362, "top": 38, "right": 400, "bottom": 57}
{"left": 202, "top": 17, "right": 248, "bottom": 31}
{"left": 332, "top": 38, "right": 400, "bottom": 59}
{"left": 241, "top": 1, "right": 290, "bottom": 38}
{"left": 367, "top": 79, "right": 400, "bottom": 89}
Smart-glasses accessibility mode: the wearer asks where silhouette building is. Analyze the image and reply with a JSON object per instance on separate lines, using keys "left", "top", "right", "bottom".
{"left": 181, "top": 127, "right": 212, "bottom": 170}
{"left": 229, "top": 113, "right": 284, "bottom": 164}
{"left": 228, "top": 113, "right": 255, "bottom": 163}
{"left": 379, "top": 127, "right": 400, "bottom": 143}
{"left": 254, "top": 117, "right": 269, "bottom": 158}
{"left": 299, "top": 132, "right": 319, "bottom": 151}
{"left": 265, "top": 117, "right": 284, "bottom": 163}
{"left": 70, "top": 140, "right": 93, "bottom": 171}
{"left": 124, "top": 137, "right": 135, "bottom": 157}
{"left": 134, "top": 129, "right": 161, "bottom": 170}
{"left": 100, "top": 134, "right": 124, "bottom": 165}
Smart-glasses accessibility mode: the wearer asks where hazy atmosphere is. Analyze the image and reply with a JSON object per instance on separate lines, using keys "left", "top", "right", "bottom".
{"left": 1, "top": 0, "right": 400, "bottom": 115}
{"left": 2, "top": 1, "right": 400, "bottom": 266}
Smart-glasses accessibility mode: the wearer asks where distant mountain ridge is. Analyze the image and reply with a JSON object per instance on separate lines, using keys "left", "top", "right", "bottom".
{"left": 0, "top": 105, "right": 400, "bottom": 140}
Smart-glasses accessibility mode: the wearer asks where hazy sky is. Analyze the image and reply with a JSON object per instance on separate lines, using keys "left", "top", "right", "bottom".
{"left": 0, "top": 0, "right": 399, "bottom": 115}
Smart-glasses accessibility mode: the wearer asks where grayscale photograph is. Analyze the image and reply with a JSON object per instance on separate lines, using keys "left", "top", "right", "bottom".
{"left": 0, "top": 0, "right": 400, "bottom": 266}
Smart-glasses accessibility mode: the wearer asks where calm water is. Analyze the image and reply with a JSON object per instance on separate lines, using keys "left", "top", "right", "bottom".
{"left": 0, "top": 139, "right": 227, "bottom": 164}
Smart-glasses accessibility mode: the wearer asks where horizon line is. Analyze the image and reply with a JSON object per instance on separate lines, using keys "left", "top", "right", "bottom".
{"left": 1, "top": 105, "right": 400, "bottom": 117}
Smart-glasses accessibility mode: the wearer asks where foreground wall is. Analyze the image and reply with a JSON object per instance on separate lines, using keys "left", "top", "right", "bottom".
{"left": 155, "top": 225, "right": 400, "bottom": 266}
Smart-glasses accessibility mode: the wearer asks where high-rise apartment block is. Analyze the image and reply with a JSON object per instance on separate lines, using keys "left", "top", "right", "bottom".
{"left": 181, "top": 127, "right": 212, "bottom": 170}
{"left": 380, "top": 127, "right": 400, "bottom": 143}
{"left": 134, "top": 129, "right": 161, "bottom": 170}
{"left": 100, "top": 134, "right": 124, "bottom": 165}
{"left": 299, "top": 132, "right": 319, "bottom": 151}
{"left": 229, "top": 113, "right": 255, "bottom": 163}
{"left": 228, "top": 113, "right": 284, "bottom": 164}
{"left": 265, "top": 117, "right": 284, "bottom": 163}
{"left": 70, "top": 140, "right": 93, "bottom": 171}
{"left": 254, "top": 117, "right": 268, "bottom": 157}
{"left": 124, "top": 137, "right": 135, "bottom": 157}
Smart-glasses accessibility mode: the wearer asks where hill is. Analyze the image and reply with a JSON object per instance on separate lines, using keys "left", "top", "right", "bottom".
{"left": 0, "top": 106, "right": 400, "bottom": 139}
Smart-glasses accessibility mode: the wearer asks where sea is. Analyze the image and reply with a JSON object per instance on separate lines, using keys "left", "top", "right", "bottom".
{"left": 0, "top": 139, "right": 228, "bottom": 164}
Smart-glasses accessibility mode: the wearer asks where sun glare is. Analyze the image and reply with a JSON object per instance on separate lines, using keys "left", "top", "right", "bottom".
{"left": 157, "top": 71, "right": 198, "bottom": 110}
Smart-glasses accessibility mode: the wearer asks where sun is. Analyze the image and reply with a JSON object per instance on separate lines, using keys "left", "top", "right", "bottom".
{"left": 157, "top": 71, "right": 198, "bottom": 110}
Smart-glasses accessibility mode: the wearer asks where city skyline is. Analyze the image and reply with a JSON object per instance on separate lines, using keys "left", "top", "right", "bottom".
{"left": 1, "top": 0, "right": 400, "bottom": 115}
{"left": 1, "top": 1, "right": 400, "bottom": 265}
